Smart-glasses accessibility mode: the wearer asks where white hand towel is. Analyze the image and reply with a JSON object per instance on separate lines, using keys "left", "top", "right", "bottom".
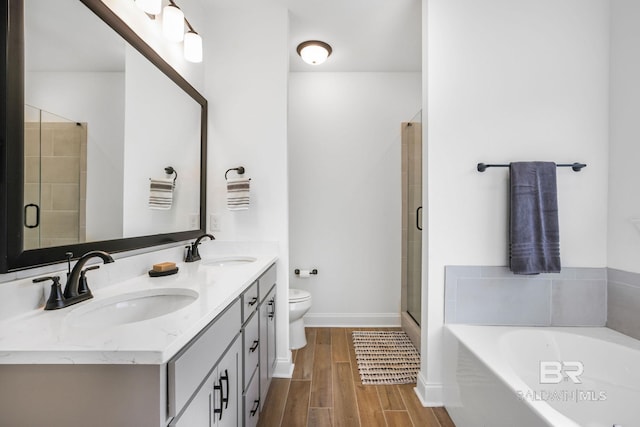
{"left": 227, "top": 177, "right": 250, "bottom": 211}
{"left": 149, "top": 177, "right": 174, "bottom": 210}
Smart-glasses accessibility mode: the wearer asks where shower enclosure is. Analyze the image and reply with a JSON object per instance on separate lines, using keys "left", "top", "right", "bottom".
{"left": 401, "top": 111, "right": 422, "bottom": 349}
{"left": 24, "top": 105, "right": 87, "bottom": 250}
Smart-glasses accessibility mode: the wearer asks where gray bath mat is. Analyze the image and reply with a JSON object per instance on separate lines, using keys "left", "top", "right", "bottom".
{"left": 352, "top": 330, "right": 420, "bottom": 385}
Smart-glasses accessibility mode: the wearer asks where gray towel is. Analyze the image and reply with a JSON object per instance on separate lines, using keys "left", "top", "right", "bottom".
{"left": 509, "top": 162, "right": 560, "bottom": 274}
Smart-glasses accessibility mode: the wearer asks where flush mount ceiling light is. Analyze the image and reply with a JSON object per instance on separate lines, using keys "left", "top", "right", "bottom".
{"left": 296, "top": 40, "right": 332, "bottom": 65}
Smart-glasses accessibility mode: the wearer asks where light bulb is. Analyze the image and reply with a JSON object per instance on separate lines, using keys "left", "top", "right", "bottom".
{"left": 184, "top": 31, "right": 203, "bottom": 63}
{"left": 162, "top": 4, "right": 185, "bottom": 42}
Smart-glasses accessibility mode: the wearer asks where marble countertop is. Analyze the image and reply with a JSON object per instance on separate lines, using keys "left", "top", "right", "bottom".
{"left": 0, "top": 254, "right": 277, "bottom": 365}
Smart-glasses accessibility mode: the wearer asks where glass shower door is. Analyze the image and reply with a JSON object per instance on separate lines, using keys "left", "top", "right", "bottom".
{"left": 23, "top": 105, "right": 86, "bottom": 250}
{"left": 404, "top": 111, "right": 422, "bottom": 325}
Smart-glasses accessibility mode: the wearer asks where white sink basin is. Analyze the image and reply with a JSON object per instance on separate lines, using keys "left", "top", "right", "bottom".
{"left": 67, "top": 288, "right": 198, "bottom": 327}
{"left": 201, "top": 256, "right": 257, "bottom": 267}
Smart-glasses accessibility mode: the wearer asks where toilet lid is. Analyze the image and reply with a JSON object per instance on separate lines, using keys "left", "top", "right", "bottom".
{"left": 289, "top": 288, "right": 311, "bottom": 302}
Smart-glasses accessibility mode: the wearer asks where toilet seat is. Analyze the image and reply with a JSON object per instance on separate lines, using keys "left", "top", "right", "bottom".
{"left": 289, "top": 288, "right": 311, "bottom": 303}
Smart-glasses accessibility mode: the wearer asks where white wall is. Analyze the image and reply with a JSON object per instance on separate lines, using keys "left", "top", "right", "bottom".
{"left": 419, "top": 0, "right": 610, "bottom": 405}
{"left": 608, "top": 0, "right": 640, "bottom": 273}
{"left": 25, "top": 71, "right": 125, "bottom": 241}
{"left": 204, "top": 5, "right": 292, "bottom": 375}
{"left": 288, "top": 72, "right": 421, "bottom": 326}
{"left": 122, "top": 46, "right": 202, "bottom": 236}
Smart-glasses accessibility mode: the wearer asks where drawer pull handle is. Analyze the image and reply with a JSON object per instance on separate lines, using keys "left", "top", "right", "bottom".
{"left": 250, "top": 399, "right": 260, "bottom": 416}
{"left": 248, "top": 296, "right": 258, "bottom": 307}
{"left": 221, "top": 369, "right": 230, "bottom": 409}
{"left": 213, "top": 382, "right": 223, "bottom": 420}
{"left": 268, "top": 298, "right": 275, "bottom": 319}
{"left": 250, "top": 340, "right": 259, "bottom": 353}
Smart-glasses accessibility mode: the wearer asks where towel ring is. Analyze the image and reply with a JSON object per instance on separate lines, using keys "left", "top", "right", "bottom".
{"left": 165, "top": 166, "right": 177, "bottom": 187}
{"left": 225, "top": 166, "right": 246, "bottom": 180}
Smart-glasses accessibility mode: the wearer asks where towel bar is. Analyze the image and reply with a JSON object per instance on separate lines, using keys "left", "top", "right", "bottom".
{"left": 477, "top": 162, "right": 586, "bottom": 172}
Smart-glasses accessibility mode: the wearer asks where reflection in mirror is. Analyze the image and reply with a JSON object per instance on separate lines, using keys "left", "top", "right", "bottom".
{"left": 23, "top": 0, "right": 202, "bottom": 251}
{"left": 0, "top": 0, "right": 207, "bottom": 272}
{"left": 24, "top": 105, "right": 87, "bottom": 250}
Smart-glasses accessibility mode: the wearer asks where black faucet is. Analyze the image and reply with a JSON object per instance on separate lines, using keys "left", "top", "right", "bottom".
{"left": 34, "top": 250, "right": 114, "bottom": 310}
{"left": 185, "top": 233, "right": 215, "bottom": 262}
{"left": 64, "top": 251, "right": 115, "bottom": 299}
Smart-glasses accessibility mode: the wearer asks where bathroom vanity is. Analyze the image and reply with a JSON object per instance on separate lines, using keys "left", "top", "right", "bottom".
{"left": 0, "top": 256, "right": 278, "bottom": 427}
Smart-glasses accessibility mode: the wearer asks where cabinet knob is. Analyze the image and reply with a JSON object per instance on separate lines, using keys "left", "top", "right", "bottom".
{"left": 249, "top": 340, "right": 259, "bottom": 353}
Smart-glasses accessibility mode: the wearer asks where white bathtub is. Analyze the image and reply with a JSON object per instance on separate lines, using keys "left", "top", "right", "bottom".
{"left": 443, "top": 325, "right": 640, "bottom": 427}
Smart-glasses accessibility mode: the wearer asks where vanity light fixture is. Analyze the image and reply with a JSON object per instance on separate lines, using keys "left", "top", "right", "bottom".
{"left": 162, "top": 1, "right": 185, "bottom": 42}
{"left": 296, "top": 40, "right": 332, "bottom": 65}
{"left": 183, "top": 21, "right": 203, "bottom": 63}
{"left": 135, "top": 0, "right": 162, "bottom": 15}
{"left": 134, "top": 0, "right": 203, "bottom": 63}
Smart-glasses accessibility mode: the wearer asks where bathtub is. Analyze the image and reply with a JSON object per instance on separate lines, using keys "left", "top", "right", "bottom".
{"left": 443, "top": 325, "right": 640, "bottom": 427}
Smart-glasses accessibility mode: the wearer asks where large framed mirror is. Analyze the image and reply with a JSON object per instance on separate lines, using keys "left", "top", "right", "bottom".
{"left": 0, "top": 0, "right": 207, "bottom": 272}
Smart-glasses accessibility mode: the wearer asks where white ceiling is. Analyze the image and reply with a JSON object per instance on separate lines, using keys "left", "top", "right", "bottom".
{"left": 26, "top": 0, "right": 421, "bottom": 73}
{"left": 284, "top": 0, "right": 422, "bottom": 72}
{"left": 208, "top": 0, "right": 422, "bottom": 72}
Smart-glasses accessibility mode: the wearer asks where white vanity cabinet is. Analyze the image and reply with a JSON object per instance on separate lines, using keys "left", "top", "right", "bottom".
{"left": 0, "top": 256, "right": 279, "bottom": 427}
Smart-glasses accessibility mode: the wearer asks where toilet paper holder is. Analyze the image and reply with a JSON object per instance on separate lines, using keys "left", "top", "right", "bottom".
{"left": 294, "top": 269, "right": 318, "bottom": 275}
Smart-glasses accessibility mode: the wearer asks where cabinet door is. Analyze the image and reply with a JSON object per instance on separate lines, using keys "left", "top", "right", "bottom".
{"left": 214, "top": 336, "right": 241, "bottom": 427}
{"left": 170, "top": 375, "right": 214, "bottom": 427}
{"left": 243, "top": 373, "right": 261, "bottom": 427}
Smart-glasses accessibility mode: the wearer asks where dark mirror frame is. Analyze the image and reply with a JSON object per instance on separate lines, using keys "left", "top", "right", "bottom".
{"left": 0, "top": 0, "right": 208, "bottom": 272}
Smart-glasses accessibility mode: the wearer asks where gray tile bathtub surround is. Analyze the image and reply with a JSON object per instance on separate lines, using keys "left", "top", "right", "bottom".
{"left": 445, "top": 266, "right": 607, "bottom": 326}
{"left": 607, "top": 268, "right": 640, "bottom": 341}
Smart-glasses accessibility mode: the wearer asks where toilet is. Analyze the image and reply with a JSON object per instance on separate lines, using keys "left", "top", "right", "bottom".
{"left": 289, "top": 288, "right": 312, "bottom": 350}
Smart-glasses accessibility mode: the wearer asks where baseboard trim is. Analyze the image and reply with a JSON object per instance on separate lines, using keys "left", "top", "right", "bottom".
{"left": 273, "top": 356, "right": 294, "bottom": 378}
{"left": 415, "top": 371, "right": 444, "bottom": 406}
{"left": 303, "top": 313, "right": 401, "bottom": 327}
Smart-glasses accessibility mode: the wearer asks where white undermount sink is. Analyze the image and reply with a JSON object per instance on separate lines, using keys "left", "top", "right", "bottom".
{"left": 66, "top": 288, "right": 198, "bottom": 327}
{"left": 201, "top": 256, "right": 257, "bottom": 267}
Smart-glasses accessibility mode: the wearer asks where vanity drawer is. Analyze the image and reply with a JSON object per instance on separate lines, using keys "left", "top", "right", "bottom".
{"left": 243, "top": 311, "right": 260, "bottom": 391}
{"left": 168, "top": 299, "right": 241, "bottom": 417}
{"left": 244, "top": 370, "right": 261, "bottom": 427}
{"left": 258, "top": 263, "right": 277, "bottom": 303}
{"left": 242, "top": 281, "right": 259, "bottom": 323}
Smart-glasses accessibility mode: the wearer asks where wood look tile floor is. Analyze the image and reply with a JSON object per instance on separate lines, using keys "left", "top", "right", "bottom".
{"left": 258, "top": 327, "right": 456, "bottom": 427}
